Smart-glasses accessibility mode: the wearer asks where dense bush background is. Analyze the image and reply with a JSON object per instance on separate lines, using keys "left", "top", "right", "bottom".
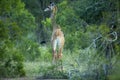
{"left": 0, "top": 0, "right": 120, "bottom": 79}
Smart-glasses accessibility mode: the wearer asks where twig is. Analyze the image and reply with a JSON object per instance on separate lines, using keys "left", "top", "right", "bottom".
{"left": 106, "top": 31, "right": 118, "bottom": 42}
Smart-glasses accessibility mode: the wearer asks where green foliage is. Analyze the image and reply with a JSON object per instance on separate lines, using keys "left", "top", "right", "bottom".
{"left": 20, "top": 39, "right": 40, "bottom": 61}
{"left": 0, "top": 20, "right": 25, "bottom": 77}
{"left": 39, "top": 61, "right": 68, "bottom": 79}
{"left": 62, "top": 48, "right": 107, "bottom": 80}
{"left": 71, "top": 0, "right": 118, "bottom": 24}
{"left": 108, "top": 61, "right": 120, "bottom": 80}
{"left": 41, "top": 18, "right": 51, "bottom": 27}
{"left": 0, "top": 20, "right": 9, "bottom": 40}
{"left": 0, "top": 0, "right": 120, "bottom": 79}
{"left": 24, "top": 62, "right": 41, "bottom": 77}
{"left": 0, "top": 40, "right": 25, "bottom": 78}
{"left": 0, "top": 0, "right": 37, "bottom": 78}
{"left": 38, "top": 46, "right": 52, "bottom": 62}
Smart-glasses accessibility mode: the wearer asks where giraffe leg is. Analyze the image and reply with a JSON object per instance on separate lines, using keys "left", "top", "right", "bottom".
{"left": 58, "top": 48, "right": 63, "bottom": 59}
{"left": 58, "top": 37, "right": 64, "bottom": 59}
{"left": 52, "top": 49, "right": 57, "bottom": 63}
{"left": 52, "top": 39, "right": 57, "bottom": 63}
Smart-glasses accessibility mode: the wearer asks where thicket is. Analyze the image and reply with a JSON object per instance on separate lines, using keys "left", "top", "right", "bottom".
{"left": 0, "top": 0, "right": 37, "bottom": 77}
{"left": 0, "top": 0, "right": 120, "bottom": 79}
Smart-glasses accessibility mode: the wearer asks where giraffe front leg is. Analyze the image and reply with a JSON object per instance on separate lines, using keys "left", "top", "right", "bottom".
{"left": 52, "top": 49, "right": 57, "bottom": 63}
{"left": 52, "top": 40, "right": 57, "bottom": 63}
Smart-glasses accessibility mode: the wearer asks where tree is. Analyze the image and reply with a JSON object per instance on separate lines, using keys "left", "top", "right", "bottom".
{"left": 0, "top": 0, "right": 37, "bottom": 77}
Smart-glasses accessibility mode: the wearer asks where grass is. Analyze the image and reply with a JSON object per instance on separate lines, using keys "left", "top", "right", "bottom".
{"left": 1, "top": 45, "right": 119, "bottom": 80}
{"left": 22, "top": 47, "right": 101, "bottom": 79}
{"left": 24, "top": 62, "right": 40, "bottom": 77}
{"left": 24, "top": 61, "right": 52, "bottom": 77}
{"left": 23, "top": 61, "right": 69, "bottom": 79}
{"left": 3, "top": 47, "right": 115, "bottom": 80}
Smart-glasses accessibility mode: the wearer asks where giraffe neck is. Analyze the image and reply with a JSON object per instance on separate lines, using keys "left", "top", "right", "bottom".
{"left": 50, "top": 7, "right": 58, "bottom": 30}
{"left": 50, "top": 12, "right": 56, "bottom": 25}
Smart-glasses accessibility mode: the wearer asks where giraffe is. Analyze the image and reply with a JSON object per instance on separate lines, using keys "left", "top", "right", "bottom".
{"left": 44, "top": 2, "right": 65, "bottom": 63}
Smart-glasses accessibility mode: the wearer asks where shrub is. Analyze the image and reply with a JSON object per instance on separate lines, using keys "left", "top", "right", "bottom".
{"left": 0, "top": 40, "right": 25, "bottom": 78}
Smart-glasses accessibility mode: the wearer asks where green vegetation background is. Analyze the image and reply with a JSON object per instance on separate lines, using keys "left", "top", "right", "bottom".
{"left": 0, "top": 0, "right": 120, "bottom": 80}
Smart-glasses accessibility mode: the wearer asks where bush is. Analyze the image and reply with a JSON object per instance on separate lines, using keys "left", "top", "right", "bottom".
{"left": 38, "top": 61, "right": 68, "bottom": 79}
{"left": 0, "top": 40, "right": 25, "bottom": 78}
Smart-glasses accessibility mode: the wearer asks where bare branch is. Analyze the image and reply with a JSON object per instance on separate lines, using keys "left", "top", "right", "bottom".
{"left": 106, "top": 31, "right": 118, "bottom": 42}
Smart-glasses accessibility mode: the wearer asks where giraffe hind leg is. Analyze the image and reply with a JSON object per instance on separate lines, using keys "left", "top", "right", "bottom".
{"left": 52, "top": 39, "right": 58, "bottom": 63}
{"left": 58, "top": 47, "right": 63, "bottom": 59}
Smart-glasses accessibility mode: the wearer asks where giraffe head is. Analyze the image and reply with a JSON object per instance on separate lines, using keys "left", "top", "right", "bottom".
{"left": 44, "top": 2, "right": 57, "bottom": 13}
